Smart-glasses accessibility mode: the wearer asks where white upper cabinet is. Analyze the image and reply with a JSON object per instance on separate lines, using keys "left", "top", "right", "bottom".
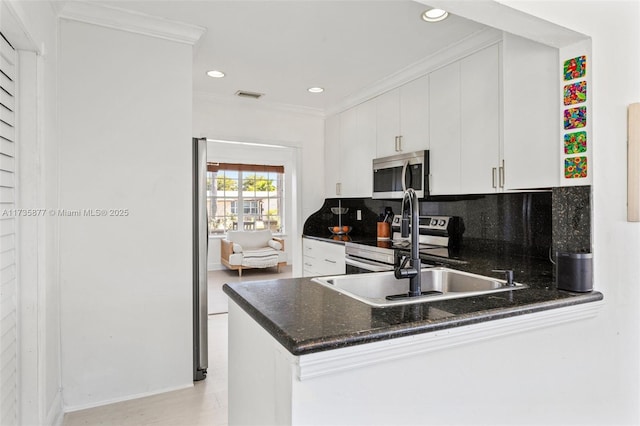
{"left": 325, "top": 102, "right": 377, "bottom": 198}
{"left": 429, "top": 38, "right": 557, "bottom": 195}
{"left": 502, "top": 33, "right": 558, "bottom": 190}
{"left": 375, "top": 89, "right": 401, "bottom": 157}
{"left": 400, "top": 75, "right": 430, "bottom": 153}
{"left": 429, "top": 45, "right": 501, "bottom": 196}
{"left": 429, "top": 61, "right": 462, "bottom": 195}
{"left": 460, "top": 43, "right": 501, "bottom": 194}
{"left": 429, "top": 45, "right": 500, "bottom": 196}
{"left": 324, "top": 33, "right": 558, "bottom": 198}
{"left": 350, "top": 100, "right": 377, "bottom": 197}
{"left": 376, "top": 74, "right": 430, "bottom": 157}
{"left": 324, "top": 114, "right": 341, "bottom": 197}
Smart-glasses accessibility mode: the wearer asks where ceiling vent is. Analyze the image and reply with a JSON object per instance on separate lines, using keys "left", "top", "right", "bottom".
{"left": 235, "top": 90, "right": 264, "bottom": 100}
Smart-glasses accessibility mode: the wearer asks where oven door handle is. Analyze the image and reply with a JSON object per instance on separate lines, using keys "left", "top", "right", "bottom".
{"left": 345, "top": 256, "right": 395, "bottom": 272}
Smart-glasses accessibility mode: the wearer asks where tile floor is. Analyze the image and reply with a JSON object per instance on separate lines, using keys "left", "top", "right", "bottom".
{"left": 62, "top": 265, "right": 292, "bottom": 426}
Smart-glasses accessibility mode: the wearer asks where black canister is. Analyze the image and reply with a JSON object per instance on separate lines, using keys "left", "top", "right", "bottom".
{"left": 556, "top": 252, "right": 593, "bottom": 292}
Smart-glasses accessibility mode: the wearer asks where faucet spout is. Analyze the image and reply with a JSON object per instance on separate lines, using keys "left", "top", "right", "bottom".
{"left": 394, "top": 188, "right": 422, "bottom": 297}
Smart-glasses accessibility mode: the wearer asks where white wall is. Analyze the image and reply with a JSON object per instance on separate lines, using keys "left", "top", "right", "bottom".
{"left": 193, "top": 95, "right": 325, "bottom": 276}
{"left": 58, "top": 20, "right": 194, "bottom": 410}
{"left": 430, "top": 0, "right": 640, "bottom": 423}
{"left": 2, "top": 0, "right": 64, "bottom": 424}
{"left": 503, "top": 3, "right": 640, "bottom": 422}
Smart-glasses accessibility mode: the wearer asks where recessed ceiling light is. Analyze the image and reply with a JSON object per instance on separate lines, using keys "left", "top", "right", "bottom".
{"left": 308, "top": 87, "right": 324, "bottom": 93}
{"left": 421, "top": 8, "right": 448, "bottom": 22}
{"left": 206, "top": 70, "right": 225, "bottom": 78}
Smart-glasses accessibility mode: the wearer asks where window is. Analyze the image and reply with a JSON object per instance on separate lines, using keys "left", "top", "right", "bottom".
{"left": 207, "top": 163, "right": 284, "bottom": 234}
{"left": 230, "top": 200, "right": 260, "bottom": 215}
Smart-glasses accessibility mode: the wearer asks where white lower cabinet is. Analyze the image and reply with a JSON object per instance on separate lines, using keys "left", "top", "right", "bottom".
{"left": 302, "top": 237, "right": 345, "bottom": 277}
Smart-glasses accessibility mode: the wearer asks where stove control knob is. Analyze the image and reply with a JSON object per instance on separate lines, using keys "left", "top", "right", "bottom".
{"left": 438, "top": 219, "right": 446, "bottom": 226}
{"left": 431, "top": 218, "right": 438, "bottom": 226}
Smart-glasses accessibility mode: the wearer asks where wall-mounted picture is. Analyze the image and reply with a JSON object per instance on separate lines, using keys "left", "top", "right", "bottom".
{"left": 564, "top": 81, "right": 587, "bottom": 105}
{"left": 564, "top": 156, "right": 588, "bottom": 179}
{"left": 564, "top": 55, "right": 587, "bottom": 80}
{"left": 564, "top": 131, "right": 587, "bottom": 154}
{"left": 564, "top": 106, "right": 587, "bottom": 129}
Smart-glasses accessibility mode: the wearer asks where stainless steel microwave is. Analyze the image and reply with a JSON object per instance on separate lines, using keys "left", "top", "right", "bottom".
{"left": 372, "top": 150, "right": 429, "bottom": 199}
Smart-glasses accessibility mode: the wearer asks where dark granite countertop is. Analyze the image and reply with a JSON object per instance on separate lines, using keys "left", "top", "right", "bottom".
{"left": 223, "top": 235, "right": 603, "bottom": 356}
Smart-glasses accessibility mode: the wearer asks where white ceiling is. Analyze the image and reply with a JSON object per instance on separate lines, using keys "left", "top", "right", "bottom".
{"left": 90, "top": 1, "right": 489, "bottom": 112}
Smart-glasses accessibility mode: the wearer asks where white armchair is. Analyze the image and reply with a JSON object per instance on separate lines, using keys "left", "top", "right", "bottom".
{"left": 220, "top": 230, "right": 286, "bottom": 276}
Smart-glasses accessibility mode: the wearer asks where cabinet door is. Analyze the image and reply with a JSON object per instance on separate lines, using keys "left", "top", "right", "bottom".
{"left": 324, "top": 114, "right": 341, "bottom": 197}
{"left": 375, "top": 88, "right": 401, "bottom": 157}
{"left": 460, "top": 44, "right": 500, "bottom": 194}
{"left": 399, "top": 74, "right": 430, "bottom": 152}
{"left": 502, "top": 34, "right": 559, "bottom": 190}
{"left": 338, "top": 107, "right": 360, "bottom": 197}
{"left": 341, "top": 100, "right": 376, "bottom": 197}
{"left": 302, "top": 238, "right": 345, "bottom": 276}
{"left": 429, "top": 61, "right": 462, "bottom": 195}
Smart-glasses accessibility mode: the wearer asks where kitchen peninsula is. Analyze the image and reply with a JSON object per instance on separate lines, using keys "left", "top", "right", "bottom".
{"left": 223, "top": 246, "right": 603, "bottom": 425}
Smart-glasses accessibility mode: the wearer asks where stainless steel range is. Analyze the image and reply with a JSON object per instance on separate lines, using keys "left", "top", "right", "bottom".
{"left": 344, "top": 215, "right": 464, "bottom": 274}
{"left": 390, "top": 214, "right": 464, "bottom": 258}
{"left": 344, "top": 242, "right": 397, "bottom": 274}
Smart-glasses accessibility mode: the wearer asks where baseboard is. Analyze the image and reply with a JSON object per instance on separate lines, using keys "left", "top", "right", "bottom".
{"left": 208, "top": 262, "right": 224, "bottom": 271}
{"left": 63, "top": 383, "right": 194, "bottom": 413}
{"left": 47, "top": 389, "right": 64, "bottom": 426}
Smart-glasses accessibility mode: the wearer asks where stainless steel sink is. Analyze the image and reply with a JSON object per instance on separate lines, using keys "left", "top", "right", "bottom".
{"left": 311, "top": 267, "right": 526, "bottom": 307}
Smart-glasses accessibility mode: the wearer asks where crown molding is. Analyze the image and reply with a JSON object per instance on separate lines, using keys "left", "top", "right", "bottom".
{"left": 58, "top": 1, "right": 206, "bottom": 45}
{"left": 194, "top": 91, "right": 325, "bottom": 118}
{"left": 325, "top": 27, "right": 503, "bottom": 116}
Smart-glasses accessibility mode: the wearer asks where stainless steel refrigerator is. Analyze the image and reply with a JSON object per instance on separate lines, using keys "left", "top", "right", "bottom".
{"left": 193, "top": 137, "right": 208, "bottom": 381}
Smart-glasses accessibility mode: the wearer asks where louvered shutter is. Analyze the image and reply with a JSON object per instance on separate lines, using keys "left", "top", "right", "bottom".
{"left": 0, "top": 32, "right": 17, "bottom": 426}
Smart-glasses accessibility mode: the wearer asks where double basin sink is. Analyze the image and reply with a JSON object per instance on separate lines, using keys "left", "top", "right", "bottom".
{"left": 312, "top": 267, "right": 526, "bottom": 307}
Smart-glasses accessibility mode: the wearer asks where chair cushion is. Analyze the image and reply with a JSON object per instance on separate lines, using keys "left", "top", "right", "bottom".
{"left": 227, "top": 251, "right": 286, "bottom": 267}
{"left": 228, "top": 253, "right": 243, "bottom": 266}
{"left": 267, "top": 240, "right": 282, "bottom": 251}
{"left": 226, "top": 229, "right": 273, "bottom": 250}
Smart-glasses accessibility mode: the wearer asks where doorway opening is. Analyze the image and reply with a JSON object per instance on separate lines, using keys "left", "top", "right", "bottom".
{"left": 205, "top": 139, "right": 300, "bottom": 315}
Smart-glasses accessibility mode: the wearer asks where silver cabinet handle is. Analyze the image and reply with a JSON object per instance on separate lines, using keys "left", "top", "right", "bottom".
{"left": 492, "top": 167, "right": 497, "bottom": 188}
{"left": 336, "top": 182, "right": 341, "bottom": 195}
{"left": 499, "top": 160, "right": 505, "bottom": 188}
{"left": 398, "top": 135, "right": 403, "bottom": 152}
{"left": 324, "top": 259, "right": 337, "bottom": 264}
{"left": 394, "top": 136, "right": 399, "bottom": 152}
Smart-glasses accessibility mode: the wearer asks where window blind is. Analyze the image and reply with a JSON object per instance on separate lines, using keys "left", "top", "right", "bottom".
{"left": 0, "top": 31, "right": 17, "bottom": 426}
{"left": 207, "top": 162, "right": 284, "bottom": 174}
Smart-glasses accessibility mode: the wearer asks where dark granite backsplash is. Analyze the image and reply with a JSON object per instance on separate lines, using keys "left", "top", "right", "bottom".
{"left": 303, "top": 186, "right": 592, "bottom": 260}
{"left": 552, "top": 186, "right": 592, "bottom": 254}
